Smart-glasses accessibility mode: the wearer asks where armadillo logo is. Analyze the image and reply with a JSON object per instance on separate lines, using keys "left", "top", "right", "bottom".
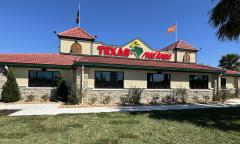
{"left": 129, "top": 41, "right": 143, "bottom": 59}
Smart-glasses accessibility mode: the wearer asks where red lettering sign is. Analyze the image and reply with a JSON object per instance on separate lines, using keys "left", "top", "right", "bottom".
{"left": 97, "top": 45, "right": 171, "bottom": 60}
{"left": 141, "top": 51, "right": 172, "bottom": 60}
{"left": 97, "top": 46, "right": 131, "bottom": 57}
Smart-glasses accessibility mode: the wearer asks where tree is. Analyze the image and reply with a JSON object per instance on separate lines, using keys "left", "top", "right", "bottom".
{"left": 55, "top": 77, "right": 69, "bottom": 102}
{"left": 209, "top": 0, "right": 240, "bottom": 41}
{"left": 219, "top": 54, "right": 240, "bottom": 70}
{"left": 1, "top": 68, "right": 21, "bottom": 102}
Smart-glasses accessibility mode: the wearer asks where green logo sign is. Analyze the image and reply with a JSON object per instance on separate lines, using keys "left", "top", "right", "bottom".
{"left": 130, "top": 41, "right": 143, "bottom": 58}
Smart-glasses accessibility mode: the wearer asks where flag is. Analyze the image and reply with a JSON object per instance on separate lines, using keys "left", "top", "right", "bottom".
{"left": 76, "top": 10, "right": 79, "bottom": 24}
{"left": 76, "top": 0, "right": 80, "bottom": 25}
{"left": 167, "top": 24, "right": 176, "bottom": 33}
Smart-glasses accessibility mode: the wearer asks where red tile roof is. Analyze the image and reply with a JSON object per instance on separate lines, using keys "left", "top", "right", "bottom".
{"left": 0, "top": 54, "right": 77, "bottom": 66}
{"left": 224, "top": 70, "right": 240, "bottom": 76}
{"left": 75, "top": 55, "right": 223, "bottom": 73}
{"left": 0, "top": 54, "right": 223, "bottom": 73}
{"left": 58, "top": 27, "right": 95, "bottom": 41}
{"left": 162, "top": 40, "right": 198, "bottom": 51}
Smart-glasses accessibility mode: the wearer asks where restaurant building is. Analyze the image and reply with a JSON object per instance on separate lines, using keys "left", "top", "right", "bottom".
{"left": 0, "top": 27, "right": 239, "bottom": 104}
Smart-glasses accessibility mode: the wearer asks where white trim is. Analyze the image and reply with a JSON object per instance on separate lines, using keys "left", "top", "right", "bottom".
{"left": 146, "top": 89, "right": 172, "bottom": 91}
{"left": 93, "top": 88, "right": 125, "bottom": 91}
{"left": 23, "top": 87, "right": 56, "bottom": 90}
{"left": 189, "top": 89, "right": 212, "bottom": 92}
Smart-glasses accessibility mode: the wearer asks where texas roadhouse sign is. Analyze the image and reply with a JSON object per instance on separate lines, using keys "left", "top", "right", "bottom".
{"left": 97, "top": 41, "right": 172, "bottom": 60}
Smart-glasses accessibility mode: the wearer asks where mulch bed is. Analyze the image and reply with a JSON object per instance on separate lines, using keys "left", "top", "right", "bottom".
{"left": 0, "top": 109, "right": 20, "bottom": 116}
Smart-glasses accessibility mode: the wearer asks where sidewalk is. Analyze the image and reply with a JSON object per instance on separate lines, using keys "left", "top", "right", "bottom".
{"left": 0, "top": 102, "right": 239, "bottom": 116}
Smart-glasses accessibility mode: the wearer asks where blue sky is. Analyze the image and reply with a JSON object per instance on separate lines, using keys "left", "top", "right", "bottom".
{"left": 0, "top": 0, "right": 240, "bottom": 66}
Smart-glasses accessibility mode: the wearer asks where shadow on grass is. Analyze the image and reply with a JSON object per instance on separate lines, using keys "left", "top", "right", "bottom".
{"left": 0, "top": 109, "right": 20, "bottom": 116}
{"left": 129, "top": 107, "right": 240, "bottom": 131}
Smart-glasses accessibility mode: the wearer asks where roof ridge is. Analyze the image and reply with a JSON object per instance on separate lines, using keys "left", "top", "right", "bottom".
{"left": 176, "top": 40, "right": 182, "bottom": 48}
{"left": 77, "top": 27, "right": 95, "bottom": 39}
{"left": 58, "top": 27, "right": 95, "bottom": 40}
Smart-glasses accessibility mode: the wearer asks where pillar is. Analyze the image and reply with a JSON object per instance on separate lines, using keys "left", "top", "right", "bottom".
{"left": 234, "top": 77, "right": 239, "bottom": 98}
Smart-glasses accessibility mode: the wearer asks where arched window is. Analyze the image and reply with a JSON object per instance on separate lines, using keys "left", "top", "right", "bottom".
{"left": 71, "top": 42, "right": 82, "bottom": 54}
{"left": 183, "top": 53, "right": 190, "bottom": 63}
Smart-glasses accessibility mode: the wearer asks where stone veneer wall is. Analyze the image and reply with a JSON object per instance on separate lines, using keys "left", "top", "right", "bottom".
{"left": 78, "top": 67, "right": 214, "bottom": 104}
{"left": 0, "top": 68, "right": 56, "bottom": 100}
{"left": 19, "top": 87, "right": 56, "bottom": 101}
{"left": 82, "top": 88, "right": 214, "bottom": 104}
{"left": 0, "top": 69, "right": 7, "bottom": 99}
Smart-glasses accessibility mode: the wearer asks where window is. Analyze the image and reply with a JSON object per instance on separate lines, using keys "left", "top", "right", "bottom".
{"left": 189, "top": 75, "right": 208, "bottom": 89}
{"left": 71, "top": 42, "right": 82, "bottom": 54}
{"left": 183, "top": 53, "right": 190, "bottom": 63}
{"left": 95, "top": 71, "right": 124, "bottom": 89}
{"left": 29, "top": 71, "right": 61, "bottom": 87}
{"left": 147, "top": 73, "right": 171, "bottom": 89}
{"left": 221, "top": 78, "right": 226, "bottom": 89}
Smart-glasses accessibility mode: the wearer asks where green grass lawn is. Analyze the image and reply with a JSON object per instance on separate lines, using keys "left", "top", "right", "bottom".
{"left": 0, "top": 107, "right": 240, "bottom": 144}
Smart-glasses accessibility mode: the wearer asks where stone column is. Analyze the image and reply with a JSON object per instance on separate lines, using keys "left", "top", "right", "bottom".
{"left": 234, "top": 77, "right": 239, "bottom": 98}
{"left": 0, "top": 68, "right": 7, "bottom": 98}
{"left": 212, "top": 75, "right": 220, "bottom": 100}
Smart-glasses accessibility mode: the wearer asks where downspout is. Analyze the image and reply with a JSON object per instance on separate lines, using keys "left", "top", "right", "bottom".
{"left": 90, "top": 42, "right": 93, "bottom": 55}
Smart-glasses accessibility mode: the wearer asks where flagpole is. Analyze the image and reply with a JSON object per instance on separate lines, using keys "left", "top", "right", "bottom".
{"left": 78, "top": 0, "right": 80, "bottom": 27}
{"left": 175, "top": 20, "right": 178, "bottom": 42}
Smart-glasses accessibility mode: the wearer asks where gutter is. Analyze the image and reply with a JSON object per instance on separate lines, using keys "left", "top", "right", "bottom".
{"left": 0, "top": 62, "right": 72, "bottom": 70}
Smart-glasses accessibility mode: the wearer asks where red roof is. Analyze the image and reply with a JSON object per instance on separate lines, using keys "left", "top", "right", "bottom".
{"left": 58, "top": 27, "right": 95, "bottom": 41}
{"left": 162, "top": 40, "right": 198, "bottom": 51}
{"left": 224, "top": 70, "right": 240, "bottom": 75}
{"left": 75, "top": 55, "right": 223, "bottom": 73}
{"left": 0, "top": 54, "right": 77, "bottom": 66}
{"left": 0, "top": 54, "right": 223, "bottom": 73}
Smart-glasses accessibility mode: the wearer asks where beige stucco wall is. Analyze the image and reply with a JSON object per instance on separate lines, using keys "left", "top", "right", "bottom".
{"left": 87, "top": 67, "right": 212, "bottom": 89}
{"left": 60, "top": 38, "right": 95, "bottom": 55}
{"left": 60, "top": 38, "right": 199, "bottom": 64}
{"left": 176, "top": 51, "right": 196, "bottom": 63}
{"left": 60, "top": 38, "right": 175, "bottom": 61}
{"left": 222, "top": 76, "right": 236, "bottom": 89}
{"left": 11, "top": 67, "right": 73, "bottom": 87}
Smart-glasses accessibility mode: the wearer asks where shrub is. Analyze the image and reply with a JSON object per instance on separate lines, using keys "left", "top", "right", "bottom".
{"left": 102, "top": 96, "right": 111, "bottom": 105}
{"left": 55, "top": 77, "right": 69, "bottom": 102}
{"left": 67, "top": 93, "right": 80, "bottom": 105}
{"left": 192, "top": 95, "right": 199, "bottom": 103}
{"left": 213, "top": 89, "right": 230, "bottom": 102}
{"left": 173, "top": 88, "right": 188, "bottom": 104}
{"left": 26, "top": 95, "right": 34, "bottom": 102}
{"left": 1, "top": 68, "right": 21, "bottom": 102}
{"left": 41, "top": 94, "right": 49, "bottom": 102}
{"left": 89, "top": 97, "right": 97, "bottom": 105}
{"left": 203, "top": 95, "right": 210, "bottom": 103}
{"left": 150, "top": 95, "right": 160, "bottom": 105}
{"left": 120, "top": 88, "right": 143, "bottom": 105}
{"left": 161, "top": 94, "right": 176, "bottom": 104}
{"left": 220, "top": 90, "right": 228, "bottom": 102}
{"left": 120, "top": 96, "right": 128, "bottom": 105}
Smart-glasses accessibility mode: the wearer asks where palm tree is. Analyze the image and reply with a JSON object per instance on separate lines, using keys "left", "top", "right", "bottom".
{"left": 219, "top": 54, "right": 240, "bottom": 70}
{"left": 209, "top": 0, "right": 240, "bottom": 41}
